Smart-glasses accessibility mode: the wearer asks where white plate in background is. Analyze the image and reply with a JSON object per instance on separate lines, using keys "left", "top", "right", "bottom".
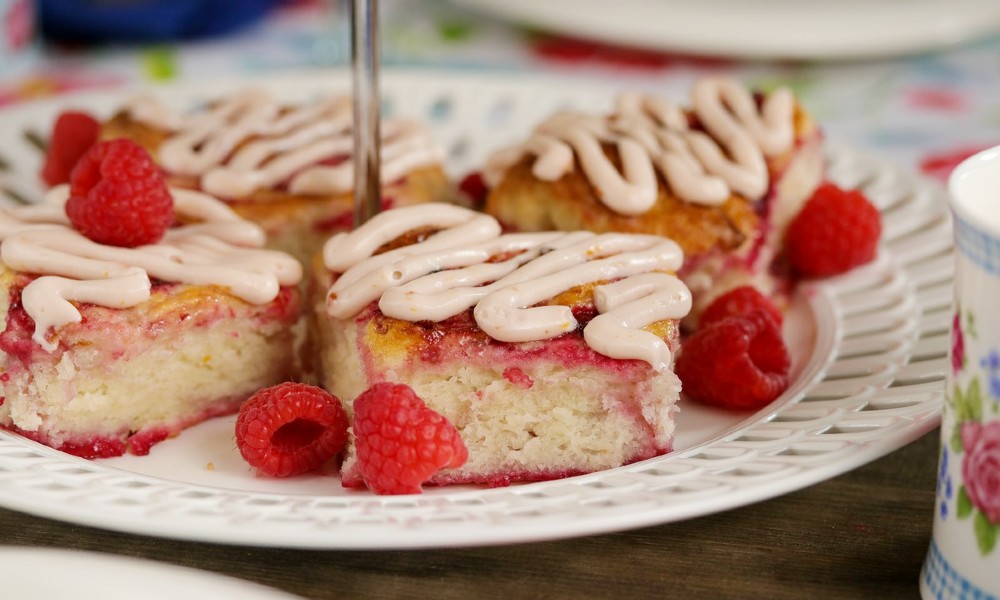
{"left": 0, "top": 548, "right": 302, "bottom": 600}
{"left": 452, "top": 0, "right": 1000, "bottom": 60}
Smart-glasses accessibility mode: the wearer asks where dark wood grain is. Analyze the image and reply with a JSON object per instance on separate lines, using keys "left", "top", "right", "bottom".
{"left": 0, "top": 431, "right": 937, "bottom": 600}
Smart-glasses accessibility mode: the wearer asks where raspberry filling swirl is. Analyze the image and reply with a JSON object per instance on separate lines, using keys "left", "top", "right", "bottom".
{"left": 324, "top": 203, "right": 692, "bottom": 371}
{"left": 0, "top": 185, "right": 303, "bottom": 351}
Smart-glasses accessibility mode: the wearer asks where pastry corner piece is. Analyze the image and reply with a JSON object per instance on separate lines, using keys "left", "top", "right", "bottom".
{"left": 482, "top": 76, "right": 825, "bottom": 321}
{"left": 101, "top": 88, "right": 453, "bottom": 265}
{"left": 0, "top": 186, "right": 303, "bottom": 458}
{"left": 310, "top": 203, "right": 691, "bottom": 487}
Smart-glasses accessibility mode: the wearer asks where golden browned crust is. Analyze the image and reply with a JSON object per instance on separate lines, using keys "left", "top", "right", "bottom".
{"left": 484, "top": 100, "right": 819, "bottom": 262}
{"left": 223, "top": 165, "right": 452, "bottom": 265}
{"left": 485, "top": 145, "right": 759, "bottom": 258}
{"left": 101, "top": 109, "right": 453, "bottom": 264}
{"left": 102, "top": 109, "right": 452, "bottom": 209}
{"left": 102, "top": 110, "right": 170, "bottom": 151}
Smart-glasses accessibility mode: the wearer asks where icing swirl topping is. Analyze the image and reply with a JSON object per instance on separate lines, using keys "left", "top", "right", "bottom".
{"left": 0, "top": 186, "right": 302, "bottom": 351}
{"left": 324, "top": 204, "right": 692, "bottom": 371}
{"left": 484, "top": 77, "right": 795, "bottom": 213}
{"left": 123, "top": 89, "right": 445, "bottom": 198}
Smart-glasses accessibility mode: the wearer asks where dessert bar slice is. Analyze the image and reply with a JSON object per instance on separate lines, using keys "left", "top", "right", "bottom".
{"left": 311, "top": 203, "right": 691, "bottom": 487}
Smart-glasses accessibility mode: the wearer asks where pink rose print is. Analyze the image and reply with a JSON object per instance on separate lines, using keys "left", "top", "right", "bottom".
{"left": 952, "top": 312, "right": 965, "bottom": 374}
{"left": 961, "top": 421, "right": 1000, "bottom": 524}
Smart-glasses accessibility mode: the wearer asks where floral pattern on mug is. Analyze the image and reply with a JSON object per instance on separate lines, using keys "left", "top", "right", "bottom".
{"left": 957, "top": 420, "right": 1000, "bottom": 555}
{"left": 937, "top": 446, "right": 953, "bottom": 519}
{"left": 952, "top": 311, "right": 966, "bottom": 374}
{"left": 960, "top": 422, "right": 1000, "bottom": 516}
{"left": 982, "top": 349, "right": 1000, "bottom": 405}
{"left": 949, "top": 305, "right": 1000, "bottom": 555}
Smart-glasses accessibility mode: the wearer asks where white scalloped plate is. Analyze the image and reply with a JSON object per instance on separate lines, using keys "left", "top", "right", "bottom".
{"left": 0, "top": 72, "right": 949, "bottom": 549}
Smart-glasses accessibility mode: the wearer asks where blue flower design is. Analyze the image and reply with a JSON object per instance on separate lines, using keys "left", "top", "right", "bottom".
{"left": 979, "top": 349, "right": 1000, "bottom": 402}
{"left": 937, "top": 446, "right": 953, "bottom": 519}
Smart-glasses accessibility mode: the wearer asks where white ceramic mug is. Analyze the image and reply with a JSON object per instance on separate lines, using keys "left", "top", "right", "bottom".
{"left": 921, "top": 145, "right": 1000, "bottom": 599}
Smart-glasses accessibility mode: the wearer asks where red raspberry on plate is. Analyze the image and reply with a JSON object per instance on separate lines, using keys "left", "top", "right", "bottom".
{"left": 40, "top": 110, "right": 101, "bottom": 187}
{"left": 699, "top": 285, "right": 783, "bottom": 329}
{"left": 676, "top": 311, "right": 790, "bottom": 410}
{"left": 65, "top": 138, "right": 174, "bottom": 247}
{"left": 785, "top": 182, "right": 882, "bottom": 278}
{"left": 353, "top": 382, "right": 468, "bottom": 495}
{"left": 235, "top": 382, "right": 349, "bottom": 477}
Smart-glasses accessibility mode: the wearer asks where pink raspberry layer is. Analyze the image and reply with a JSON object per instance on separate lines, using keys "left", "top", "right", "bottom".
{"left": 2, "top": 396, "right": 245, "bottom": 458}
{"left": 345, "top": 304, "right": 677, "bottom": 488}
{"left": 357, "top": 302, "right": 667, "bottom": 380}
{"left": 341, "top": 444, "right": 667, "bottom": 489}
{"left": 0, "top": 278, "right": 298, "bottom": 366}
{"left": 0, "top": 277, "right": 300, "bottom": 459}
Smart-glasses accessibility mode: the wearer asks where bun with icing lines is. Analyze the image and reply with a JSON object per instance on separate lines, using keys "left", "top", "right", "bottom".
{"left": 310, "top": 203, "right": 690, "bottom": 487}
{"left": 0, "top": 184, "right": 303, "bottom": 458}
{"left": 100, "top": 89, "right": 453, "bottom": 265}
{"left": 482, "top": 77, "right": 824, "bottom": 322}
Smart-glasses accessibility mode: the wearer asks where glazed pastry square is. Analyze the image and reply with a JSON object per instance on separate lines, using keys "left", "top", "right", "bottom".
{"left": 100, "top": 89, "right": 454, "bottom": 264}
{"left": 0, "top": 187, "right": 302, "bottom": 458}
{"left": 483, "top": 77, "right": 825, "bottom": 320}
{"left": 311, "top": 203, "right": 690, "bottom": 487}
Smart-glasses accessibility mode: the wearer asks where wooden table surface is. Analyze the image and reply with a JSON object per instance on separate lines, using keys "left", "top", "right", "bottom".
{"left": 0, "top": 430, "right": 937, "bottom": 599}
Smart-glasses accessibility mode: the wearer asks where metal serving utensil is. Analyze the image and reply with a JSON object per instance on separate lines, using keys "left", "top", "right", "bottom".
{"left": 350, "top": 0, "right": 382, "bottom": 226}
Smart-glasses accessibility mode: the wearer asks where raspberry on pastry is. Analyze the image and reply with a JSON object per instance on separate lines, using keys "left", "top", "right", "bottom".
{"left": 65, "top": 138, "right": 174, "bottom": 247}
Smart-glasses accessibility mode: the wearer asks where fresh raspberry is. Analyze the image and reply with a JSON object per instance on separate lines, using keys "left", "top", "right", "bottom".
{"left": 65, "top": 138, "right": 174, "bottom": 247}
{"left": 676, "top": 311, "right": 790, "bottom": 410}
{"left": 40, "top": 110, "right": 101, "bottom": 187}
{"left": 785, "top": 182, "right": 882, "bottom": 278}
{"left": 699, "top": 285, "right": 783, "bottom": 329}
{"left": 353, "top": 382, "right": 467, "bottom": 495}
{"left": 235, "top": 382, "right": 349, "bottom": 477}
{"left": 458, "top": 171, "right": 488, "bottom": 208}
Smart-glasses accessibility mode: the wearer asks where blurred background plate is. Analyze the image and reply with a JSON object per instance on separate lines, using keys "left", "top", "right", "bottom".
{"left": 450, "top": 0, "right": 1000, "bottom": 60}
{"left": 0, "top": 548, "right": 302, "bottom": 599}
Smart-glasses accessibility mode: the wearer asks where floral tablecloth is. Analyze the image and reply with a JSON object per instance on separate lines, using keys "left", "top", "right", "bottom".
{"left": 3, "top": 0, "right": 999, "bottom": 183}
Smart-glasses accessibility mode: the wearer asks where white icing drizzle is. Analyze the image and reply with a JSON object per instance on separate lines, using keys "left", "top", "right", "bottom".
{"left": 122, "top": 90, "right": 445, "bottom": 198}
{"left": 0, "top": 185, "right": 302, "bottom": 352}
{"left": 484, "top": 76, "right": 795, "bottom": 211}
{"left": 585, "top": 273, "right": 692, "bottom": 372}
{"left": 324, "top": 203, "right": 690, "bottom": 371}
